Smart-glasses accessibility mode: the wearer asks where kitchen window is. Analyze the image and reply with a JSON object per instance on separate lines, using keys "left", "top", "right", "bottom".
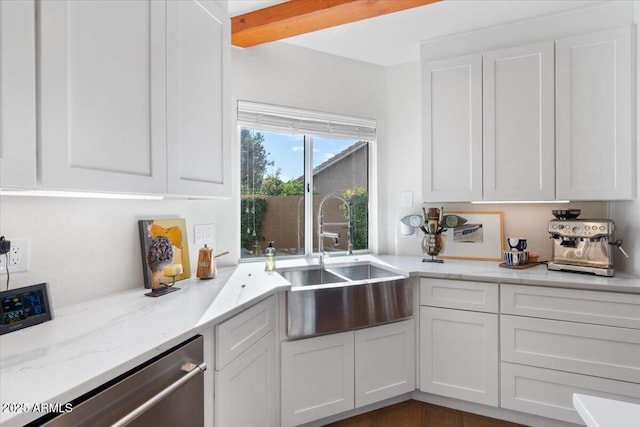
{"left": 238, "top": 101, "right": 375, "bottom": 259}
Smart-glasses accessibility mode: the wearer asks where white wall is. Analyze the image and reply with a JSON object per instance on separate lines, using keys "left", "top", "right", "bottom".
{"left": 0, "top": 196, "right": 217, "bottom": 308}
{"left": 220, "top": 42, "right": 388, "bottom": 262}
{"left": 610, "top": 0, "right": 640, "bottom": 275}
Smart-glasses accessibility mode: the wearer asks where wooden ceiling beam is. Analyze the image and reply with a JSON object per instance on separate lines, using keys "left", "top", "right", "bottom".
{"left": 231, "top": 0, "right": 441, "bottom": 48}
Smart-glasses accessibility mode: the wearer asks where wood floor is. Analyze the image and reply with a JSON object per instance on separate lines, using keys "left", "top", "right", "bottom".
{"left": 323, "top": 400, "right": 528, "bottom": 427}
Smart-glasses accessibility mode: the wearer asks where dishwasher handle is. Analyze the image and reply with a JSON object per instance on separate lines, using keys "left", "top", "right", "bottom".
{"left": 110, "top": 361, "right": 207, "bottom": 427}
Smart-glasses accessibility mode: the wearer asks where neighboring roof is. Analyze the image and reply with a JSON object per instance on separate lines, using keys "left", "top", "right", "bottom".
{"left": 312, "top": 140, "right": 368, "bottom": 176}
{"left": 293, "top": 140, "right": 368, "bottom": 182}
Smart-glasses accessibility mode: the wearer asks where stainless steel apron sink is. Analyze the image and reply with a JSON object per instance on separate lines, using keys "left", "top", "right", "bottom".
{"left": 278, "top": 261, "right": 412, "bottom": 339}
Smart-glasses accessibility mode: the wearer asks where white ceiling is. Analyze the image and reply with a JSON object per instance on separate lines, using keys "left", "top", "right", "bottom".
{"left": 228, "top": 0, "right": 605, "bottom": 66}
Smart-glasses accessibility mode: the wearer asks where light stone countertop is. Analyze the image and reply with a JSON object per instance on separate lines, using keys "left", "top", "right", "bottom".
{"left": 573, "top": 393, "right": 640, "bottom": 427}
{"left": 376, "top": 255, "right": 640, "bottom": 294}
{"left": 1, "top": 254, "right": 638, "bottom": 426}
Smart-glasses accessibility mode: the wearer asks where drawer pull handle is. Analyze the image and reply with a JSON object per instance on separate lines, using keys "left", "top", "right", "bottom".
{"left": 110, "top": 361, "right": 207, "bottom": 427}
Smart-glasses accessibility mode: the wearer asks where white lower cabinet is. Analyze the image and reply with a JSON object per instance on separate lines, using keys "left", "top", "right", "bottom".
{"left": 281, "top": 319, "right": 415, "bottom": 427}
{"left": 499, "top": 284, "right": 640, "bottom": 424}
{"left": 215, "top": 296, "right": 277, "bottom": 427}
{"left": 501, "top": 362, "right": 640, "bottom": 425}
{"left": 355, "top": 319, "right": 415, "bottom": 407}
{"left": 419, "top": 278, "right": 499, "bottom": 406}
{"left": 501, "top": 315, "right": 640, "bottom": 383}
{"left": 281, "top": 331, "right": 354, "bottom": 427}
{"left": 215, "top": 331, "right": 277, "bottom": 427}
{"left": 419, "top": 306, "right": 498, "bottom": 406}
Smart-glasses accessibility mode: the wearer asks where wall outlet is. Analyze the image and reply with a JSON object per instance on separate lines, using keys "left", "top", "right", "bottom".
{"left": 194, "top": 224, "right": 215, "bottom": 246}
{"left": 0, "top": 238, "right": 30, "bottom": 274}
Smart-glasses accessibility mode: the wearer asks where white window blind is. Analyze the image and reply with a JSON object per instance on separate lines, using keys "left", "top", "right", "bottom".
{"left": 237, "top": 101, "right": 376, "bottom": 141}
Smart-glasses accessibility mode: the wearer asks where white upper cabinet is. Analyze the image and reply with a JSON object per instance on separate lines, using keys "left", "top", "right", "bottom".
{"left": 422, "top": 54, "right": 483, "bottom": 202}
{"left": 37, "top": 0, "right": 230, "bottom": 197}
{"left": 39, "top": 0, "right": 167, "bottom": 194}
{"left": 483, "top": 41, "right": 555, "bottom": 201}
{"left": 421, "top": 23, "right": 634, "bottom": 202}
{"left": 166, "top": 0, "right": 230, "bottom": 197}
{"left": 0, "top": 0, "right": 37, "bottom": 189}
{"left": 556, "top": 27, "right": 633, "bottom": 200}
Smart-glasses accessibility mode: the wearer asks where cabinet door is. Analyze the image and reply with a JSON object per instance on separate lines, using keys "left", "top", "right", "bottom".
{"left": 0, "top": 0, "right": 36, "bottom": 189}
{"left": 556, "top": 27, "right": 633, "bottom": 200}
{"left": 39, "top": 0, "right": 167, "bottom": 194}
{"left": 215, "top": 331, "right": 277, "bottom": 427}
{"left": 422, "top": 54, "right": 482, "bottom": 202}
{"left": 483, "top": 41, "right": 555, "bottom": 201}
{"left": 355, "top": 319, "right": 415, "bottom": 408}
{"left": 420, "top": 306, "right": 498, "bottom": 406}
{"left": 281, "top": 331, "right": 354, "bottom": 427}
{"left": 166, "top": 0, "right": 230, "bottom": 197}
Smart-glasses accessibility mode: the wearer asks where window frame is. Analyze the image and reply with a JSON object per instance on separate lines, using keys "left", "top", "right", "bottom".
{"left": 237, "top": 102, "right": 376, "bottom": 261}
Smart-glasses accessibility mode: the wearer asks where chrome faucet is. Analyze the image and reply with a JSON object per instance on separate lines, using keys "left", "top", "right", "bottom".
{"left": 318, "top": 193, "right": 353, "bottom": 265}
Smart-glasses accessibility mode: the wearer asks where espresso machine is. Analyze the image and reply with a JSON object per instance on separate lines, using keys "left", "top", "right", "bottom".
{"left": 547, "top": 211, "right": 627, "bottom": 277}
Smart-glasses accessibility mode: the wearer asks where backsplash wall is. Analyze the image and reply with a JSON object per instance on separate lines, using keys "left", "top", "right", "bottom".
{"left": 0, "top": 196, "right": 219, "bottom": 309}
{"left": 393, "top": 201, "right": 609, "bottom": 262}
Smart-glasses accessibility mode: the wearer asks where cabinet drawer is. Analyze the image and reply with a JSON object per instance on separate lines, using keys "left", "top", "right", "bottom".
{"left": 216, "top": 295, "right": 275, "bottom": 370}
{"left": 501, "top": 284, "right": 640, "bottom": 329}
{"left": 420, "top": 278, "right": 498, "bottom": 313}
{"left": 501, "top": 362, "right": 640, "bottom": 425}
{"left": 501, "top": 315, "right": 640, "bottom": 383}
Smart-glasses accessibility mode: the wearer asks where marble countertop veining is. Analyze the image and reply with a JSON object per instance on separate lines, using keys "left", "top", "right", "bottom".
{"left": 1, "top": 255, "right": 639, "bottom": 426}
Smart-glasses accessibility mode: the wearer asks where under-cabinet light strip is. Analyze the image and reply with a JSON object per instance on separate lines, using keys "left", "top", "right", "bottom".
{"left": 470, "top": 200, "right": 570, "bottom": 204}
{"left": 0, "top": 190, "right": 164, "bottom": 200}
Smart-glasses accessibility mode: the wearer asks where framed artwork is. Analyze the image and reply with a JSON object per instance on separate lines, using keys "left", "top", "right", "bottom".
{"left": 138, "top": 218, "right": 191, "bottom": 289}
{"left": 438, "top": 211, "right": 504, "bottom": 261}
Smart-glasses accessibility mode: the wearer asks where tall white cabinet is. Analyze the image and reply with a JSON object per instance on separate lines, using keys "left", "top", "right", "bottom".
{"left": 166, "top": 0, "right": 230, "bottom": 197}
{"left": 483, "top": 42, "right": 555, "bottom": 201}
{"left": 0, "top": 0, "right": 37, "bottom": 189}
{"left": 556, "top": 27, "right": 633, "bottom": 200}
{"left": 422, "top": 54, "right": 483, "bottom": 202}
{"left": 37, "top": 0, "right": 230, "bottom": 197}
{"left": 39, "top": 0, "right": 168, "bottom": 194}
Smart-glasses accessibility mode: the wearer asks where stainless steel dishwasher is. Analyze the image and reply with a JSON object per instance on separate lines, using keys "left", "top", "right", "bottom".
{"left": 33, "top": 335, "right": 206, "bottom": 427}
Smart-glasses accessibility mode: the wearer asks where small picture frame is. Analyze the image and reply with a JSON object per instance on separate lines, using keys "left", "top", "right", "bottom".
{"left": 438, "top": 211, "right": 505, "bottom": 261}
{"left": 138, "top": 218, "right": 191, "bottom": 289}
